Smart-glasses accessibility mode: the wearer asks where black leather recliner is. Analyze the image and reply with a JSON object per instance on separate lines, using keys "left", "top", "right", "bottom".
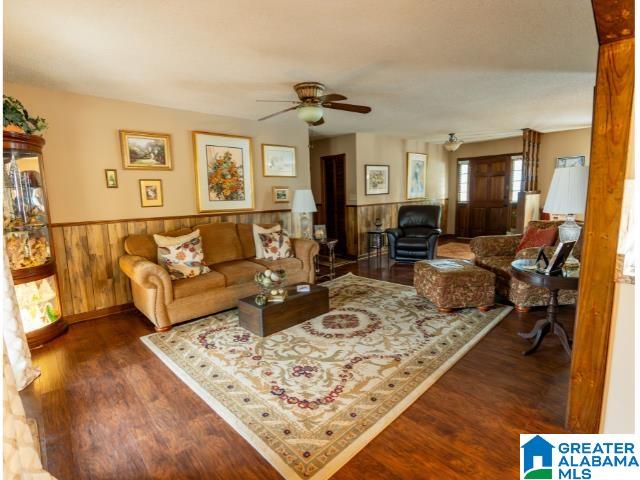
{"left": 385, "top": 205, "right": 442, "bottom": 262}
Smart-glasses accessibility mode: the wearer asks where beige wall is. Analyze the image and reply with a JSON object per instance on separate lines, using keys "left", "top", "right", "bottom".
{"left": 311, "top": 133, "right": 448, "bottom": 207}
{"left": 446, "top": 129, "right": 592, "bottom": 234}
{"left": 309, "top": 134, "right": 357, "bottom": 205}
{"left": 4, "top": 82, "right": 311, "bottom": 223}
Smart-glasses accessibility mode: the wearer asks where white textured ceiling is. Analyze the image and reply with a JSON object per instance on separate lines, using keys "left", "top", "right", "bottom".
{"left": 4, "top": 0, "right": 597, "bottom": 142}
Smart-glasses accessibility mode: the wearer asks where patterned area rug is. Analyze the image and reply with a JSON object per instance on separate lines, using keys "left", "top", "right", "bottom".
{"left": 141, "top": 274, "right": 511, "bottom": 479}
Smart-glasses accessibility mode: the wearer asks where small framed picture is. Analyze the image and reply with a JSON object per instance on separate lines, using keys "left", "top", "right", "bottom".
{"left": 272, "top": 186, "right": 290, "bottom": 203}
{"left": 365, "top": 164, "right": 390, "bottom": 195}
{"left": 556, "top": 155, "right": 586, "bottom": 168}
{"left": 105, "top": 169, "right": 118, "bottom": 188}
{"left": 120, "top": 130, "right": 172, "bottom": 170}
{"left": 262, "top": 144, "right": 296, "bottom": 177}
{"left": 139, "top": 179, "right": 163, "bottom": 207}
{"left": 313, "top": 224, "right": 327, "bottom": 241}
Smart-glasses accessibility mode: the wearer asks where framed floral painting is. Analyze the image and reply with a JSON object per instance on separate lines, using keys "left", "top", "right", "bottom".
{"left": 406, "top": 152, "right": 427, "bottom": 199}
{"left": 139, "top": 179, "right": 163, "bottom": 207}
{"left": 365, "top": 164, "right": 389, "bottom": 195}
{"left": 193, "top": 131, "right": 254, "bottom": 212}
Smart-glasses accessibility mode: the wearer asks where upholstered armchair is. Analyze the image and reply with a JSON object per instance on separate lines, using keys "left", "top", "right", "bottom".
{"left": 469, "top": 220, "right": 581, "bottom": 312}
{"left": 386, "top": 205, "right": 442, "bottom": 262}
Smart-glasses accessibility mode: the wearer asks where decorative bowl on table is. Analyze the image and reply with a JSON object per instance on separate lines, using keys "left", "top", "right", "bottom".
{"left": 254, "top": 268, "right": 287, "bottom": 303}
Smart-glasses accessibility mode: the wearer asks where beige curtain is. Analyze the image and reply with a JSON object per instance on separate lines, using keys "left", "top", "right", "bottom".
{"left": 3, "top": 348, "right": 55, "bottom": 479}
{"left": 2, "top": 252, "right": 40, "bottom": 390}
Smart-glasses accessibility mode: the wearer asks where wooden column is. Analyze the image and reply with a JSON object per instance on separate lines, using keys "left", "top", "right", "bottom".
{"left": 566, "top": 0, "right": 634, "bottom": 433}
{"left": 522, "top": 128, "right": 541, "bottom": 192}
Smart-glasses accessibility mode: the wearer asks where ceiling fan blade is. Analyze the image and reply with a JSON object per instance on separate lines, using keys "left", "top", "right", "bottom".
{"left": 311, "top": 117, "right": 325, "bottom": 126}
{"left": 258, "top": 106, "right": 298, "bottom": 121}
{"left": 317, "top": 93, "right": 347, "bottom": 102}
{"left": 256, "top": 99, "right": 300, "bottom": 103}
{"left": 324, "top": 102, "right": 371, "bottom": 114}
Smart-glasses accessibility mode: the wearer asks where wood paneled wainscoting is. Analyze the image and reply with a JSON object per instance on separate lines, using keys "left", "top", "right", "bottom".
{"left": 51, "top": 210, "right": 293, "bottom": 323}
{"left": 345, "top": 199, "right": 448, "bottom": 257}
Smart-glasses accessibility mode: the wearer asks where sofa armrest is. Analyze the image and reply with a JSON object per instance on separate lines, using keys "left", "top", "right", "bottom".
{"left": 119, "top": 255, "right": 174, "bottom": 305}
{"left": 470, "top": 234, "right": 522, "bottom": 258}
{"left": 515, "top": 246, "right": 556, "bottom": 260}
{"left": 292, "top": 238, "right": 320, "bottom": 282}
{"left": 385, "top": 228, "right": 403, "bottom": 239}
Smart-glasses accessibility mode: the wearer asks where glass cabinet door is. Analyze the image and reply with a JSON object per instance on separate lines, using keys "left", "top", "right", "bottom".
{"left": 3, "top": 148, "right": 52, "bottom": 270}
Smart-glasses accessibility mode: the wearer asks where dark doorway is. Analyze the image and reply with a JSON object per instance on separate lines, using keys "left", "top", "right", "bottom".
{"left": 456, "top": 153, "right": 516, "bottom": 237}
{"left": 320, "top": 154, "right": 347, "bottom": 255}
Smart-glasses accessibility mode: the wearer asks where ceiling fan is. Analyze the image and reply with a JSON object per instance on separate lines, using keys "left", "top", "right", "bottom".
{"left": 257, "top": 82, "right": 372, "bottom": 126}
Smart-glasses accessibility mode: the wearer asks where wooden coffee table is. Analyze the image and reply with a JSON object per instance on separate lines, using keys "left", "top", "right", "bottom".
{"left": 238, "top": 283, "right": 330, "bottom": 336}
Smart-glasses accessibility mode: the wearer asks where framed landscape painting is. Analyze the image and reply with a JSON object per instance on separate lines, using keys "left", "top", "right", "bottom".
{"left": 262, "top": 144, "right": 296, "bottom": 177}
{"left": 406, "top": 152, "right": 427, "bottom": 199}
{"left": 193, "top": 131, "right": 254, "bottom": 212}
{"left": 272, "top": 186, "right": 290, "bottom": 203}
{"left": 120, "top": 130, "right": 172, "bottom": 170}
{"left": 365, "top": 164, "right": 390, "bottom": 195}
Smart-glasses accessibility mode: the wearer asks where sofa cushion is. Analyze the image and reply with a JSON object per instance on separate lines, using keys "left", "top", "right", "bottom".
{"left": 516, "top": 224, "right": 558, "bottom": 253}
{"left": 396, "top": 237, "right": 429, "bottom": 251}
{"left": 237, "top": 223, "right": 280, "bottom": 258}
{"left": 173, "top": 270, "right": 226, "bottom": 299}
{"left": 196, "top": 222, "right": 244, "bottom": 265}
{"left": 154, "top": 230, "right": 211, "bottom": 280}
{"left": 259, "top": 231, "right": 294, "bottom": 260}
{"left": 211, "top": 260, "right": 266, "bottom": 286}
{"left": 475, "top": 256, "right": 513, "bottom": 281}
{"left": 124, "top": 228, "right": 191, "bottom": 262}
{"left": 250, "top": 257, "right": 303, "bottom": 272}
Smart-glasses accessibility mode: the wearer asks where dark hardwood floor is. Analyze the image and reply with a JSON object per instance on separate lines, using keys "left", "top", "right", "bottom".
{"left": 21, "top": 259, "right": 574, "bottom": 479}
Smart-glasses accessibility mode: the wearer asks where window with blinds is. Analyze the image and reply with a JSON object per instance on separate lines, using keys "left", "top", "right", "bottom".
{"left": 511, "top": 155, "right": 524, "bottom": 202}
{"left": 457, "top": 160, "right": 469, "bottom": 202}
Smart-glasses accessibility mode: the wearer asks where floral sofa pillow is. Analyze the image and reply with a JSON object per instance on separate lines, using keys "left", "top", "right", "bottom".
{"left": 153, "top": 229, "right": 211, "bottom": 280}
{"left": 258, "top": 231, "right": 294, "bottom": 260}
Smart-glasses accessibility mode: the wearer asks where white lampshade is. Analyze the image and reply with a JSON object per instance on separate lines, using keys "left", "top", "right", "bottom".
{"left": 543, "top": 165, "right": 589, "bottom": 215}
{"left": 291, "top": 189, "right": 317, "bottom": 213}
{"left": 297, "top": 105, "right": 323, "bottom": 123}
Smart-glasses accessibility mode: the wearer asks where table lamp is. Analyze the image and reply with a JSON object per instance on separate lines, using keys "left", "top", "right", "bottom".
{"left": 543, "top": 165, "right": 589, "bottom": 264}
{"left": 292, "top": 189, "right": 317, "bottom": 239}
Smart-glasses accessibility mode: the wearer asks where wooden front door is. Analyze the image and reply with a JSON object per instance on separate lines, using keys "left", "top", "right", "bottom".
{"left": 320, "top": 154, "right": 347, "bottom": 255}
{"left": 467, "top": 155, "right": 512, "bottom": 236}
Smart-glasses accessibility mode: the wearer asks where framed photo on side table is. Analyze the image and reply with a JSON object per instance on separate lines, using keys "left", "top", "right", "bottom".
{"left": 120, "top": 130, "right": 172, "bottom": 170}
{"left": 406, "top": 152, "right": 427, "bottom": 199}
{"left": 262, "top": 144, "right": 296, "bottom": 177}
{"left": 272, "top": 186, "right": 290, "bottom": 203}
{"left": 139, "top": 179, "right": 163, "bottom": 207}
{"left": 365, "top": 164, "right": 390, "bottom": 195}
{"left": 193, "top": 131, "right": 255, "bottom": 213}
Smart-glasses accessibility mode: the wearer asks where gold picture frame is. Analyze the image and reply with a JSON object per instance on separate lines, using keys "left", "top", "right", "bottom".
{"left": 120, "top": 130, "right": 173, "bottom": 170}
{"left": 139, "top": 179, "right": 163, "bottom": 207}
{"left": 104, "top": 169, "right": 118, "bottom": 188}
{"left": 272, "top": 186, "right": 290, "bottom": 203}
{"left": 262, "top": 144, "right": 297, "bottom": 177}
{"left": 406, "top": 152, "right": 428, "bottom": 199}
{"left": 192, "top": 131, "right": 255, "bottom": 213}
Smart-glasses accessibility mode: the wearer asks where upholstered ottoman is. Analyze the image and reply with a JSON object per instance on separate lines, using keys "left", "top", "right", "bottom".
{"left": 414, "top": 259, "right": 495, "bottom": 312}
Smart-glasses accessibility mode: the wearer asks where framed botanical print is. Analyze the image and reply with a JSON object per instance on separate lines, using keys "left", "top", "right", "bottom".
{"left": 406, "top": 152, "right": 427, "bottom": 199}
{"left": 262, "top": 144, "right": 296, "bottom": 177}
{"left": 104, "top": 169, "right": 118, "bottom": 188}
{"left": 193, "top": 131, "right": 254, "bottom": 212}
{"left": 120, "top": 130, "right": 172, "bottom": 170}
{"left": 272, "top": 186, "right": 290, "bottom": 203}
{"left": 139, "top": 179, "right": 163, "bottom": 207}
{"left": 365, "top": 164, "right": 390, "bottom": 195}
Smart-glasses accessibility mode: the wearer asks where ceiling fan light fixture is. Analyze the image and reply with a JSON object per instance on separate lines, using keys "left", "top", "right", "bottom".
{"left": 297, "top": 105, "right": 324, "bottom": 123}
{"left": 443, "top": 133, "right": 463, "bottom": 152}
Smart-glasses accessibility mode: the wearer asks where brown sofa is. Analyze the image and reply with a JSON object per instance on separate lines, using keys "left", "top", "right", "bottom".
{"left": 469, "top": 220, "right": 581, "bottom": 312}
{"left": 119, "top": 222, "right": 319, "bottom": 331}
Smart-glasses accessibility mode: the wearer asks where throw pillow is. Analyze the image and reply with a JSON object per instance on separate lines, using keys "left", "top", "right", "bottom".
{"left": 253, "top": 224, "right": 281, "bottom": 259}
{"left": 515, "top": 225, "right": 558, "bottom": 253}
{"left": 258, "top": 231, "right": 294, "bottom": 260}
{"left": 153, "top": 230, "right": 211, "bottom": 280}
